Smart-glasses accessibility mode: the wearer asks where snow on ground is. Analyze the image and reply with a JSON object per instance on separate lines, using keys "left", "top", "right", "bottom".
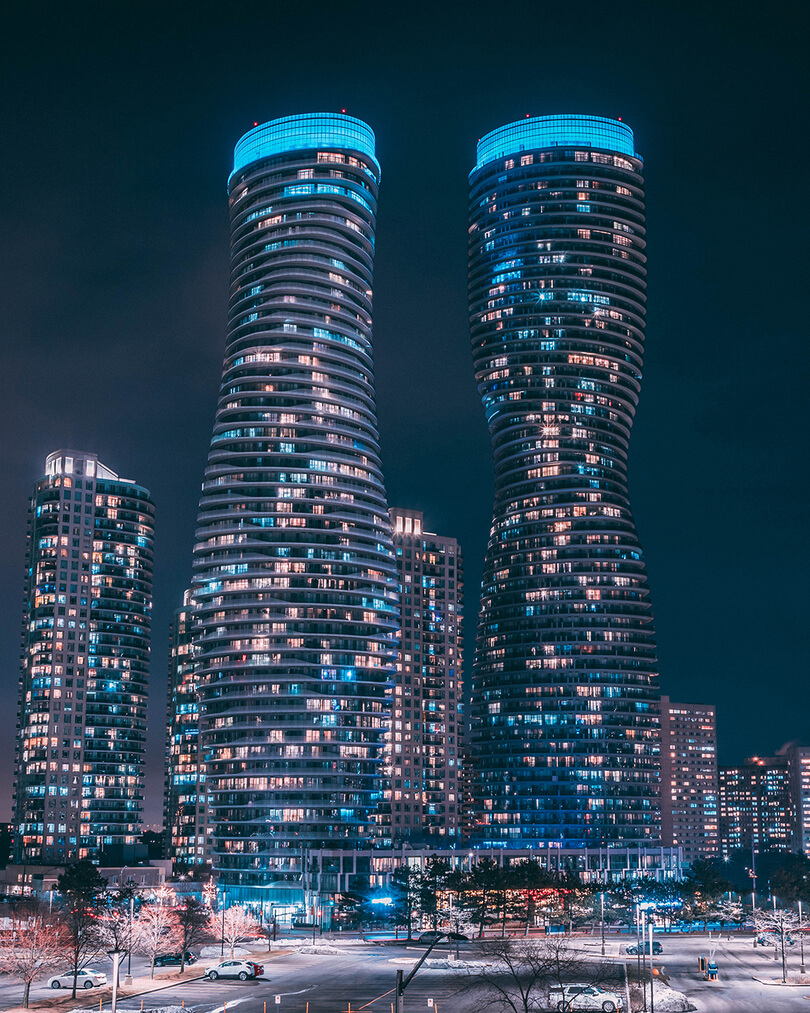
{"left": 631, "top": 979, "right": 696, "bottom": 1012}
{"left": 71, "top": 1008, "right": 187, "bottom": 1013}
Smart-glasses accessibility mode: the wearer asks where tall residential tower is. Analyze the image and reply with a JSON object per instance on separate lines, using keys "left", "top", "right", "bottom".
{"left": 191, "top": 114, "right": 398, "bottom": 895}
{"left": 14, "top": 451, "right": 154, "bottom": 863}
{"left": 659, "top": 697, "right": 719, "bottom": 861}
{"left": 382, "top": 508, "right": 463, "bottom": 843}
{"left": 468, "top": 115, "right": 660, "bottom": 847}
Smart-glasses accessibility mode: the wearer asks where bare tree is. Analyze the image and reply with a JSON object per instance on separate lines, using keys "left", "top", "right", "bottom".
{"left": 98, "top": 907, "right": 131, "bottom": 985}
{"left": 464, "top": 936, "right": 620, "bottom": 1013}
{"left": 56, "top": 862, "right": 107, "bottom": 998}
{"left": 133, "top": 903, "right": 181, "bottom": 978}
{"left": 176, "top": 897, "right": 213, "bottom": 971}
{"left": 756, "top": 908, "right": 800, "bottom": 983}
{"left": 222, "top": 906, "right": 260, "bottom": 958}
{"left": 0, "top": 911, "right": 70, "bottom": 1008}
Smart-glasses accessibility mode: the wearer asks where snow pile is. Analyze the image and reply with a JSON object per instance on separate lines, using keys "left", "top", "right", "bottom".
{"left": 268, "top": 937, "right": 366, "bottom": 950}
{"left": 199, "top": 944, "right": 253, "bottom": 958}
{"left": 631, "top": 980, "right": 695, "bottom": 1012}
{"left": 425, "top": 957, "right": 488, "bottom": 969}
{"left": 73, "top": 1008, "right": 186, "bottom": 1013}
{"left": 295, "top": 944, "right": 344, "bottom": 955}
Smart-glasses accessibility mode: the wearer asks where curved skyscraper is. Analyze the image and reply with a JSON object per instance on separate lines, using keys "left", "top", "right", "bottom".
{"left": 468, "top": 115, "right": 660, "bottom": 847}
{"left": 192, "top": 114, "right": 398, "bottom": 891}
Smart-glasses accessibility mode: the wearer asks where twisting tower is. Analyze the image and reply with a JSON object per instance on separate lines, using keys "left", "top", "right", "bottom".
{"left": 468, "top": 115, "right": 660, "bottom": 847}
{"left": 192, "top": 114, "right": 398, "bottom": 892}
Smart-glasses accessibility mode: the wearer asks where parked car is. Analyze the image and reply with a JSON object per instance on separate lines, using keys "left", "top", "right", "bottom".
{"left": 626, "top": 940, "right": 662, "bottom": 955}
{"left": 154, "top": 951, "right": 197, "bottom": 966}
{"left": 205, "top": 959, "right": 263, "bottom": 980}
{"left": 549, "top": 983, "right": 624, "bottom": 1012}
{"left": 48, "top": 969, "right": 107, "bottom": 989}
{"left": 757, "top": 933, "right": 795, "bottom": 947}
{"left": 417, "top": 931, "right": 445, "bottom": 943}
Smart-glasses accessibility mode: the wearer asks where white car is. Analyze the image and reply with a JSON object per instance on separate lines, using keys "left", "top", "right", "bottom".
{"left": 48, "top": 968, "right": 108, "bottom": 989}
{"left": 205, "top": 959, "right": 261, "bottom": 981}
{"left": 549, "top": 983, "right": 624, "bottom": 1012}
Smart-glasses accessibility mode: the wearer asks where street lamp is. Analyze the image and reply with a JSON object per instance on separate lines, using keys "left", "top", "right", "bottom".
{"left": 600, "top": 891, "right": 606, "bottom": 957}
{"left": 799, "top": 900, "right": 806, "bottom": 975}
{"left": 108, "top": 949, "right": 123, "bottom": 1013}
{"left": 220, "top": 888, "right": 227, "bottom": 958}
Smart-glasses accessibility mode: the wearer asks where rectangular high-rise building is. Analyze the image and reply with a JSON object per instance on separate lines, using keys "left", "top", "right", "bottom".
{"left": 382, "top": 509, "right": 464, "bottom": 843}
{"left": 13, "top": 450, "right": 154, "bottom": 864}
{"left": 719, "top": 755, "right": 794, "bottom": 855}
{"left": 164, "top": 591, "right": 211, "bottom": 868}
{"left": 659, "top": 697, "right": 718, "bottom": 861}
{"left": 787, "top": 745, "right": 810, "bottom": 856}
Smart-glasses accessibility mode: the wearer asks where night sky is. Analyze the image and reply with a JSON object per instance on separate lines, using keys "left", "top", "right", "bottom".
{"left": 1, "top": 1, "right": 807, "bottom": 826}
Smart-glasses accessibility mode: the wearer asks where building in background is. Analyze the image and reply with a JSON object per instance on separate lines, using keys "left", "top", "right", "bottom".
{"left": 13, "top": 450, "right": 154, "bottom": 864}
{"left": 659, "top": 697, "right": 718, "bottom": 861}
{"left": 468, "top": 115, "right": 660, "bottom": 847}
{"left": 164, "top": 590, "right": 211, "bottom": 868}
{"left": 719, "top": 755, "right": 794, "bottom": 855}
{"left": 381, "top": 508, "right": 463, "bottom": 843}
{"left": 190, "top": 113, "right": 398, "bottom": 898}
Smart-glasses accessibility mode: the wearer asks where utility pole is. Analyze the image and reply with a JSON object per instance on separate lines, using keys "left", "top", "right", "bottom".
{"left": 395, "top": 934, "right": 445, "bottom": 1012}
{"left": 600, "top": 892, "right": 606, "bottom": 957}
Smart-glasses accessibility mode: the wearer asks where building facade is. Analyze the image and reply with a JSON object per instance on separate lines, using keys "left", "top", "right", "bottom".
{"left": 659, "top": 697, "right": 718, "bottom": 861}
{"left": 14, "top": 450, "right": 154, "bottom": 864}
{"left": 164, "top": 590, "right": 211, "bottom": 867}
{"left": 787, "top": 745, "right": 810, "bottom": 856}
{"left": 718, "top": 755, "right": 794, "bottom": 855}
{"left": 468, "top": 115, "right": 660, "bottom": 847}
{"left": 381, "top": 508, "right": 463, "bottom": 843}
{"left": 191, "top": 113, "right": 398, "bottom": 894}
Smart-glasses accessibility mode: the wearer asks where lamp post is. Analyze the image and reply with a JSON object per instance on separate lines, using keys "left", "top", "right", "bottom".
{"left": 125, "top": 887, "right": 135, "bottom": 985}
{"left": 799, "top": 900, "right": 806, "bottom": 975}
{"left": 600, "top": 891, "right": 606, "bottom": 957}
{"left": 640, "top": 908, "right": 647, "bottom": 1013}
{"left": 108, "top": 949, "right": 123, "bottom": 1013}
{"left": 220, "top": 888, "right": 227, "bottom": 958}
{"left": 648, "top": 920, "right": 655, "bottom": 1013}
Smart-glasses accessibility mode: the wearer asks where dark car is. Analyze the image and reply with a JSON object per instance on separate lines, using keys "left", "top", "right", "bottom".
{"left": 154, "top": 951, "right": 198, "bottom": 966}
{"left": 626, "top": 941, "right": 662, "bottom": 955}
{"left": 417, "top": 931, "right": 468, "bottom": 944}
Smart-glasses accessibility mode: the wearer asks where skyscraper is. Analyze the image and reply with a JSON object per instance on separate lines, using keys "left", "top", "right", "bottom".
{"left": 191, "top": 113, "right": 398, "bottom": 894}
{"left": 659, "top": 697, "right": 719, "bottom": 861}
{"left": 14, "top": 450, "right": 154, "bottom": 864}
{"left": 382, "top": 508, "right": 463, "bottom": 843}
{"left": 468, "top": 115, "right": 660, "bottom": 847}
{"left": 165, "top": 590, "right": 211, "bottom": 868}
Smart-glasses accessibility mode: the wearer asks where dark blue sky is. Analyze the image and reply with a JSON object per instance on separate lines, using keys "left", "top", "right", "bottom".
{"left": 1, "top": 0, "right": 807, "bottom": 825}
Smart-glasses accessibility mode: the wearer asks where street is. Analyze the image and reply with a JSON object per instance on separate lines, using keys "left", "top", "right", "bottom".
{"left": 3, "top": 934, "right": 810, "bottom": 1012}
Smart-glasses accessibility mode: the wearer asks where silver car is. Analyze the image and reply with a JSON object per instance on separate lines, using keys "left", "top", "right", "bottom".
{"left": 48, "top": 968, "right": 108, "bottom": 989}
{"left": 205, "top": 959, "right": 259, "bottom": 981}
{"left": 549, "top": 983, "right": 624, "bottom": 1012}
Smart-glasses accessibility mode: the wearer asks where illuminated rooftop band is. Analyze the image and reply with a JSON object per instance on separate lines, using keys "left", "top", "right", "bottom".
{"left": 230, "top": 112, "right": 380, "bottom": 188}
{"left": 474, "top": 114, "right": 636, "bottom": 171}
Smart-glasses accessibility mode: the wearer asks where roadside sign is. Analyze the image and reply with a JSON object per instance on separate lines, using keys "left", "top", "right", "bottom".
{"left": 275, "top": 996, "right": 281, "bottom": 1005}
{"left": 428, "top": 1001, "right": 434, "bottom": 1007}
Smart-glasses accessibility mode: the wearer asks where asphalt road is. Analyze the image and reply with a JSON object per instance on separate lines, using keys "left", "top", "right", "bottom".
{"left": 4, "top": 934, "right": 810, "bottom": 1012}
{"left": 650, "top": 933, "right": 810, "bottom": 1012}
